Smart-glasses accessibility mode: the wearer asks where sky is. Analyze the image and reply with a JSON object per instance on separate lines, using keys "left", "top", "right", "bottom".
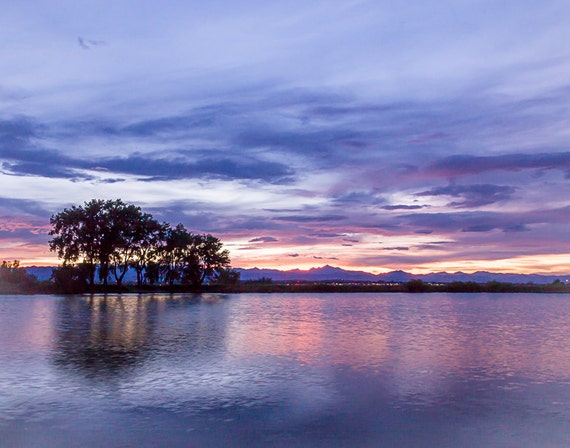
{"left": 2, "top": 0, "right": 570, "bottom": 274}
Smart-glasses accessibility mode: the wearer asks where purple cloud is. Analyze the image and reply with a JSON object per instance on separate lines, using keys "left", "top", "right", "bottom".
{"left": 273, "top": 215, "right": 347, "bottom": 223}
{"left": 382, "top": 205, "right": 425, "bottom": 211}
{"left": 416, "top": 184, "right": 516, "bottom": 208}
{"left": 426, "top": 152, "right": 570, "bottom": 178}
{"left": 249, "top": 236, "right": 278, "bottom": 243}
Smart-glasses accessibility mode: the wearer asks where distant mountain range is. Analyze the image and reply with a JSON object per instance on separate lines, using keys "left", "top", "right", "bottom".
{"left": 25, "top": 265, "right": 569, "bottom": 285}
{"left": 236, "top": 265, "right": 569, "bottom": 285}
{"left": 24, "top": 266, "right": 140, "bottom": 283}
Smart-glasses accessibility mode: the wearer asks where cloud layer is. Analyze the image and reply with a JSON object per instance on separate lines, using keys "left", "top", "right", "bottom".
{"left": 1, "top": 0, "right": 570, "bottom": 273}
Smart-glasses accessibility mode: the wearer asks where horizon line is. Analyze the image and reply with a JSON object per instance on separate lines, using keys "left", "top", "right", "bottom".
{"left": 20, "top": 263, "right": 570, "bottom": 277}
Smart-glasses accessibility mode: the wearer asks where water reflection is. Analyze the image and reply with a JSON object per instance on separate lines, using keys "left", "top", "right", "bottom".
{"left": 54, "top": 295, "right": 152, "bottom": 376}
{"left": 226, "top": 295, "right": 391, "bottom": 370}
{"left": 2, "top": 293, "right": 570, "bottom": 447}
{"left": 52, "top": 294, "right": 228, "bottom": 378}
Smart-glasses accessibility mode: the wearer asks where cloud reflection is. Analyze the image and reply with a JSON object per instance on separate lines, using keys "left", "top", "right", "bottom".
{"left": 3, "top": 293, "right": 570, "bottom": 446}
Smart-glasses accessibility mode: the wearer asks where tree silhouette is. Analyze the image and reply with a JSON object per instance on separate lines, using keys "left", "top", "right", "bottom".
{"left": 129, "top": 218, "right": 165, "bottom": 287}
{"left": 49, "top": 199, "right": 109, "bottom": 286}
{"left": 160, "top": 223, "right": 193, "bottom": 286}
{"left": 158, "top": 224, "right": 230, "bottom": 289}
{"left": 0, "top": 260, "right": 39, "bottom": 293}
{"left": 107, "top": 204, "right": 161, "bottom": 287}
{"left": 182, "top": 233, "right": 231, "bottom": 288}
{"left": 49, "top": 199, "right": 232, "bottom": 290}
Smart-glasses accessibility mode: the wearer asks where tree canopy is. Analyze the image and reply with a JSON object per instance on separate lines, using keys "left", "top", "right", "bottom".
{"left": 0, "top": 260, "right": 39, "bottom": 293}
{"left": 49, "top": 199, "right": 232, "bottom": 290}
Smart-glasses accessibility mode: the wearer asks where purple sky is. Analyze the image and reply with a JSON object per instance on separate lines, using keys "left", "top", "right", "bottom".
{"left": 2, "top": 0, "right": 570, "bottom": 273}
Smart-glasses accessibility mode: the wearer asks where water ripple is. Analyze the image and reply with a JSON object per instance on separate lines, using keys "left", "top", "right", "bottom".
{"left": 2, "top": 293, "right": 570, "bottom": 447}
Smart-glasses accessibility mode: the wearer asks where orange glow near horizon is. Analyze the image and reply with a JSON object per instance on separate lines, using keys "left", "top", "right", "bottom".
{"left": 408, "top": 253, "right": 570, "bottom": 276}
{"left": 1, "top": 247, "right": 55, "bottom": 266}
{"left": 9, "top": 240, "right": 570, "bottom": 275}
{"left": 229, "top": 250, "right": 570, "bottom": 276}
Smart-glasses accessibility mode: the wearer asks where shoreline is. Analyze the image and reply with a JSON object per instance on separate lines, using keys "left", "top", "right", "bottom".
{"left": 2, "top": 280, "right": 569, "bottom": 295}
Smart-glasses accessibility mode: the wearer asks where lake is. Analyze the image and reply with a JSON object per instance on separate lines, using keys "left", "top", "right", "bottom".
{"left": 1, "top": 293, "right": 570, "bottom": 447}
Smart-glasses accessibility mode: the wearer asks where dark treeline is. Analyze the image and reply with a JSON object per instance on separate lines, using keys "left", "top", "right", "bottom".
{"left": 226, "top": 278, "right": 570, "bottom": 294}
{"left": 1, "top": 198, "right": 238, "bottom": 294}
{"left": 1, "top": 198, "right": 569, "bottom": 294}
{"left": 46, "top": 199, "right": 239, "bottom": 293}
{"left": 2, "top": 265, "right": 570, "bottom": 295}
{"left": 404, "top": 279, "right": 570, "bottom": 294}
{"left": 0, "top": 261, "right": 42, "bottom": 294}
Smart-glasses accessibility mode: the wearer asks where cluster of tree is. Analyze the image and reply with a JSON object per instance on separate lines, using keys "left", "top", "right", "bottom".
{"left": 0, "top": 260, "right": 39, "bottom": 293}
{"left": 49, "top": 199, "right": 236, "bottom": 291}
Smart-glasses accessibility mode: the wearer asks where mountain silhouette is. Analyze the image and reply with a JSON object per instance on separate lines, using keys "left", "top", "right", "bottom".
{"left": 237, "top": 265, "right": 568, "bottom": 285}
{"left": 25, "top": 265, "right": 568, "bottom": 285}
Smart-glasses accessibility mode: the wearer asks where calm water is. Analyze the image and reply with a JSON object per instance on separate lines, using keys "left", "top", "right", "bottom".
{"left": 1, "top": 293, "right": 570, "bottom": 447}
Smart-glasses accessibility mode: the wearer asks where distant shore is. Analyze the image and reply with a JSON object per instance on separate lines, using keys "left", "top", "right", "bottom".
{"left": 2, "top": 279, "right": 569, "bottom": 295}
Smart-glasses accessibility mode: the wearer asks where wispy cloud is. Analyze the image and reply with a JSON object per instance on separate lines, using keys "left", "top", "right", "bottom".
{"left": 249, "top": 236, "right": 278, "bottom": 243}
{"left": 416, "top": 184, "right": 517, "bottom": 208}
{"left": 425, "top": 152, "right": 570, "bottom": 178}
{"left": 273, "top": 215, "right": 347, "bottom": 223}
{"left": 382, "top": 205, "right": 425, "bottom": 211}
